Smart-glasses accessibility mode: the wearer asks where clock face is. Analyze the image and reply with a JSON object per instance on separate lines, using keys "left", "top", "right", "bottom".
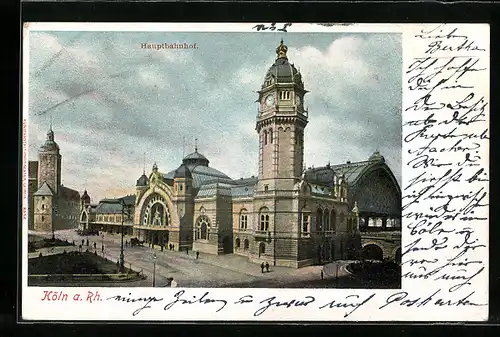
{"left": 295, "top": 95, "right": 302, "bottom": 105}
{"left": 265, "top": 94, "right": 275, "bottom": 107}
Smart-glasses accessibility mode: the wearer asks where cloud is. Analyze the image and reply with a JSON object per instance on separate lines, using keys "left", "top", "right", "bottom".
{"left": 27, "top": 31, "right": 402, "bottom": 202}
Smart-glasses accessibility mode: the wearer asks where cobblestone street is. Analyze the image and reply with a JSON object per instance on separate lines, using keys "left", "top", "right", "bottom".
{"left": 28, "top": 229, "right": 354, "bottom": 288}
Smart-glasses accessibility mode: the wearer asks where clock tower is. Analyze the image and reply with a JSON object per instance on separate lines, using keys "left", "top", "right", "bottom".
{"left": 256, "top": 39, "right": 309, "bottom": 193}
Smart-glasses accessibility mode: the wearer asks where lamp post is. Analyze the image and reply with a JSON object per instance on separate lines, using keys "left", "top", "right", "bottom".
{"left": 101, "top": 230, "right": 104, "bottom": 258}
{"left": 152, "top": 252, "right": 157, "bottom": 287}
{"left": 117, "top": 198, "right": 131, "bottom": 273}
{"left": 108, "top": 198, "right": 131, "bottom": 272}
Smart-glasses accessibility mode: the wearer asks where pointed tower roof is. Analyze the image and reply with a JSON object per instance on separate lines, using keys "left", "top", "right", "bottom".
{"left": 33, "top": 182, "right": 55, "bottom": 196}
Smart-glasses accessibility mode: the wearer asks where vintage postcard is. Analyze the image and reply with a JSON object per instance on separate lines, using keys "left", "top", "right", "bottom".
{"left": 21, "top": 22, "right": 489, "bottom": 321}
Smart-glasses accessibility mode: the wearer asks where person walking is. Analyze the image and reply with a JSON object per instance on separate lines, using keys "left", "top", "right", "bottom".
{"left": 93, "top": 242, "right": 97, "bottom": 250}
{"left": 196, "top": 251, "right": 199, "bottom": 259}
{"left": 260, "top": 262, "right": 265, "bottom": 273}
{"left": 102, "top": 244, "right": 104, "bottom": 253}
{"left": 321, "top": 269, "right": 324, "bottom": 280}
{"left": 265, "top": 262, "right": 270, "bottom": 273}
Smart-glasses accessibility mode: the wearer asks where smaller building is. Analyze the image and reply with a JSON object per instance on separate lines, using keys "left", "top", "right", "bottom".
{"left": 79, "top": 192, "right": 135, "bottom": 236}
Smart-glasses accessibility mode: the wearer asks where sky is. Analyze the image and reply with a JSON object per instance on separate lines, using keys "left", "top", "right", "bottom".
{"left": 27, "top": 31, "right": 402, "bottom": 203}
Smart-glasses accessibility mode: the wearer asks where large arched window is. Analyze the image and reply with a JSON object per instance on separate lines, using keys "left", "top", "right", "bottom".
{"left": 330, "top": 209, "right": 337, "bottom": 231}
{"left": 330, "top": 210, "right": 337, "bottom": 232}
{"left": 316, "top": 208, "right": 323, "bottom": 232}
{"left": 323, "top": 208, "right": 330, "bottom": 231}
{"left": 239, "top": 209, "right": 248, "bottom": 230}
{"left": 259, "top": 207, "right": 270, "bottom": 231}
{"left": 196, "top": 216, "right": 211, "bottom": 240}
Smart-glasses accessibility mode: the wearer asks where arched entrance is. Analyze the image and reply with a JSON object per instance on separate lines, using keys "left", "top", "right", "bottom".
{"left": 244, "top": 239, "right": 249, "bottom": 251}
{"left": 222, "top": 236, "right": 232, "bottom": 254}
{"left": 362, "top": 244, "right": 384, "bottom": 261}
{"left": 258, "top": 242, "right": 265, "bottom": 257}
{"left": 395, "top": 247, "right": 401, "bottom": 264}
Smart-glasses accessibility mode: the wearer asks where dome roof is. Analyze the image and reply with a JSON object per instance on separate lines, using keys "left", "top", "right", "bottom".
{"left": 136, "top": 173, "right": 149, "bottom": 186}
{"left": 183, "top": 150, "right": 210, "bottom": 167}
{"left": 40, "top": 128, "right": 60, "bottom": 152}
{"left": 174, "top": 163, "right": 192, "bottom": 179}
{"left": 369, "top": 151, "right": 385, "bottom": 162}
{"left": 262, "top": 40, "right": 304, "bottom": 88}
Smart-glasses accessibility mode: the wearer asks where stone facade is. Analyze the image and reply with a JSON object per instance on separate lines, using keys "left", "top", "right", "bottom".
{"left": 29, "top": 127, "right": 80, "bottom": 233}
{"left": 79, "top": 40, "right": 402, "bottom": 268}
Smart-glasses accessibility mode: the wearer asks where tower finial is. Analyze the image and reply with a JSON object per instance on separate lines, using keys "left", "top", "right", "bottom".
{"left": 276, "top": 39, "right": 288, "bottom": 59}
{"left": 182, "top": 136, "right": 186, "bottom": 158}
{"left": 195, "top": 138, "right": 198, "bottom": 152}
{"left": 143, "top": 152, "right": 146, "bottom": 175}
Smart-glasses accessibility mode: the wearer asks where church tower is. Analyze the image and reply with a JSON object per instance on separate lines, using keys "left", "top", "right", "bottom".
{"left": 256, "top": 40, "right": 308, "bottom": 193}
{"left": 37, "top": 125, "right": 62, "bottom": 194}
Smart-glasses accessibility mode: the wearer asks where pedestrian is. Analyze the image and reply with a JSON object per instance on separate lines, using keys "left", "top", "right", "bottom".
{"left": 82, "top": 239, "right": 84, "bottom": 246}
{"left": 186, "top": 247, "right": 189, "bottom": 255}
{"left": 321, "top": 269, "right": 324, "bottom": 280}
{"left": 168, "top": 277, "right": 178, "bottom": 288}
{"left": 102, "top": 244, "right": 104, "bottom": 253}
{"left": 78, "top": 244, "right": 82, "bottom": 253}
{"left": 93, "top": 242, "right": 97, "bottom": 250}
{"left": 86, "top": 239, "right": 89, "bottom": 247}
{"left": 196, "top": 251, "right": 199, "bottom": 259}
{"left": 161, "top": 244, "right": 163, "bottom": 252}
{"left": 260, "top": 262, "right": 265, "bottom": 273}
{"left": 265, "top": 261, "right": 270, "bottom": 272}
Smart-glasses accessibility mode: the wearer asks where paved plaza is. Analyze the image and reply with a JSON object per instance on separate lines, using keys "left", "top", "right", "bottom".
{"left": 27, "top": 229, "right": 356, "bottom": 288}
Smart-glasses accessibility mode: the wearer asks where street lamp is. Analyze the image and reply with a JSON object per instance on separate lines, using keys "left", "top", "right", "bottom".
{"left": 152, "top": 252, "right": 157, "bottom": 287}
{"left": 101, "top": 230, "right": 105, "bottom": 257}
{"left": 108, "top": 198, "right": 131, "bottom": 273}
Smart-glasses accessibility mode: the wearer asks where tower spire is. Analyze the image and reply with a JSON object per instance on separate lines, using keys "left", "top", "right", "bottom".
{"left": 143, "top": 152, "right": 146, "bottom": 175}
{"left": 182, "top": 136, "right": 186, "bottom": 158}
